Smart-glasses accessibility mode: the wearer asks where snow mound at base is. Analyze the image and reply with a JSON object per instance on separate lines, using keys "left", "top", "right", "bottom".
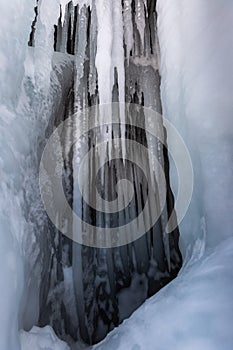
{"left": 20, "top": 326, "right": 70, "bottom": 350}
{"left": 94, "top": 238, "right": 233, "bottom": 350}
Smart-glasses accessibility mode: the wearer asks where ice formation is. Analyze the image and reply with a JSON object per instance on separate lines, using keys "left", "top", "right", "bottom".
{"left": 157, "top": 0, "right": 233, "bottom": 254}
{"left": 0, "top": 0, "right": 232, "bottom": 349}
{"left": 50, "top": 0, "right": 181, "bottom": 345}
{"left": 0, "top": 0, "right": 181, "bottom": 347}
{"left": 93, "top": 0, "right": 233, "bottom": 349}
{"left": 0, "top": 1, "right": 73, "bottom": 349}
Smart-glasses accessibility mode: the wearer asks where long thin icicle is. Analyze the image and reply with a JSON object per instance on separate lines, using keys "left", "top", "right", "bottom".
{"left": 112, "top": 0, "right": 126, "bottom": 159}
{"left": 135, "top": 0, "right": 146, "bottom": 48}
{"left": 60, "top": 0, "right": 68, "bottom": 25}
{"left": 95, "top": 0, "right": 113, "bottom": 105}
{"left": 123, "top": 0, "right": 133, "bottom": 62}
{"left": 89, "top": 2, "right": 98, "bottom": 96}
{"left": 112, "top": 0, "right": 125, "bottom": 105}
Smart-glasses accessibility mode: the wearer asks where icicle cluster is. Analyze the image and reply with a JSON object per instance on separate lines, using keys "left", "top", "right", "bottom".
{"left": 24, "top": 0, "right": 182, "bottom": 345}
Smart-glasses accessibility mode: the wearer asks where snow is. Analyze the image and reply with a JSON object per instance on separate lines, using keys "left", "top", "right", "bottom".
{"left": 20, "top": 326, "right": 70, "bottom": 350}
{"left": 94, "top": 238, "right": 233, "bottom": 350}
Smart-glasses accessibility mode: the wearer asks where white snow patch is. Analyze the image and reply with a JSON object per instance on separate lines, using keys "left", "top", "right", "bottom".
{"left": 20, "top": 326, "right": 70, "bottom": 350}
{"left": 94, "top": 238, "right": 233, "bottom": 350}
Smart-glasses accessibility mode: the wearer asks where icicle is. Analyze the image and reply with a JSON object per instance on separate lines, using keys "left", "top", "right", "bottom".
{"left": 112, "top": 0, "right": 126, "bottom": 159}
{"left": 70, "top": 2, "right": 75, "bottom": 44}
{"left": 112, "top": 0, "right": 125, "bottom": 105}
{"left": 60, "top": 0, "right": 69, "bottom": 25}
{"left": 35, "top": 0, "right": 61, "bottom": 92}
{"left": 74, "top": 5, "right": 88, "bottom": 106}
{"left": 95, "top": 0, "right": 113, "bottom": 106}
{"left": 72, "top": 0, "right": 92, "bottom": 11}
{"left": 143, "top": 0, "right": 148, "bottom": 17}
{"left": 154, "top": 13, "right": 161, "bottom": 71}
{"left": 95, "top": 0, "right": 114, "bottom": 163}
{"left": 60, "top": 5, "right": 68, "bottom": 53}
{"left": 135, "top": 0, "right": 146, "bottom": 47}
{"left": 88, "top": 2, "right": 98, "bottom": 96}
{"left": 123, "top": 0, "right": 133, "bottom": 62}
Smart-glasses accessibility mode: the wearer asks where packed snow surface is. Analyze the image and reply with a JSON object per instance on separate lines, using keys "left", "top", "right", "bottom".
{"left": 94, "top": 238, "right": 233, "bottom": 350}
{"left": 20, "top": 326, "right": 70, "bottom": 350}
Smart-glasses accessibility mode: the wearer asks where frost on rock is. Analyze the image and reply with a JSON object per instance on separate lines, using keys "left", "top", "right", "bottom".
{"left": 52, "top": 0, "right": 182, "bottom": 345}
{"left": 17, "top": 0, "right": 182, "bottom": 345}
{"left": 14, "top": 0, "right": 181, "bottom": 345}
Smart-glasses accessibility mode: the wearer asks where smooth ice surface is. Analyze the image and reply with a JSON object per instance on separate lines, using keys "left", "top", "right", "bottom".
{"left": 0, "top": 1, "right": 73, "bottom": 349}
{"left": 157, "top": 0, "right": 233, "bottom": 254}
{"left": 0, "top": 1, "right": 34, "bottom": 349}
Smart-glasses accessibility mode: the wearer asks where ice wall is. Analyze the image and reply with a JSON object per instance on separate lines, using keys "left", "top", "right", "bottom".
{"left": 156, "top": 0, "right": 233, "bottom": 254}
{"left": 0, "top": 0, "right": 34, "bottom": 106}
{"left": 0, "top": 2, "right": 35, "bottom": 349}
{"left": 0, "top": 1, "right": 73, "bottom": 349}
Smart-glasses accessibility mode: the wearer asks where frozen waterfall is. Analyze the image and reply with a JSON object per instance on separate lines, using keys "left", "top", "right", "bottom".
{"left": 38, "top": 0, "right": 182, "bottom": 344}
{"left": 0, "top": 1, "right": 232, "bottom": 350}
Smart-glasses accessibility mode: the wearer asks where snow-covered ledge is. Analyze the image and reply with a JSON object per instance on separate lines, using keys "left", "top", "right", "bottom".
{"left": 94, "top": 238, "right": 233, "bottom": 350}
